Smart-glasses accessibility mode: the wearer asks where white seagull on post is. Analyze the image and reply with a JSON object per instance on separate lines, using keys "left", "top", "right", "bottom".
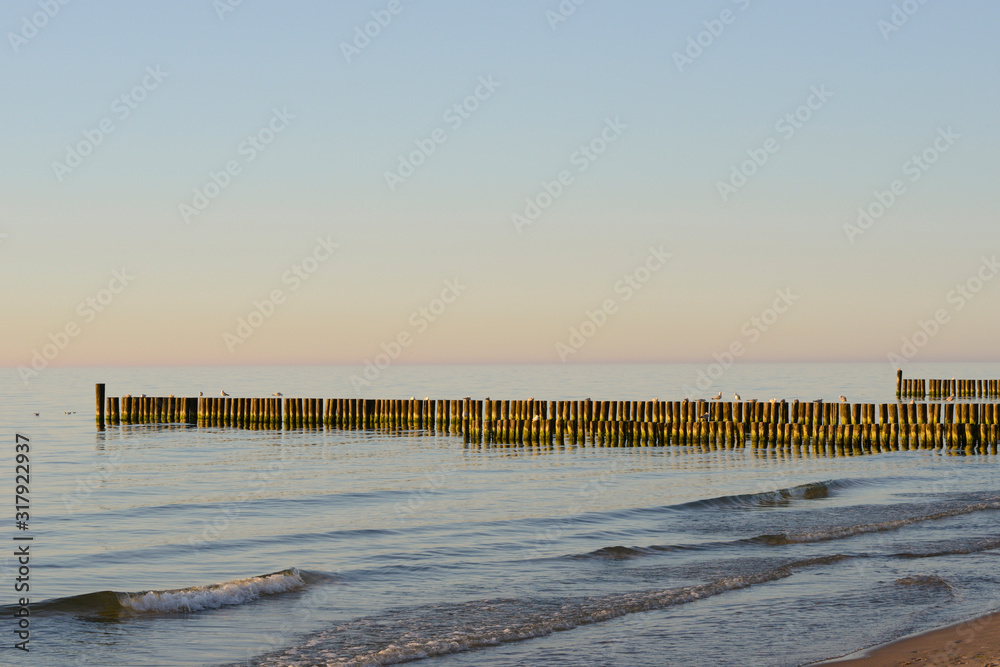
{"left": 221, "top": 390, "right": 229, "bottom": 397}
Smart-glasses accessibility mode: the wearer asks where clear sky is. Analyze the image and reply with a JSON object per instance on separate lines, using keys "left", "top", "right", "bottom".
{"left": 1, "top": 0, "right": 997, "bottom": 373}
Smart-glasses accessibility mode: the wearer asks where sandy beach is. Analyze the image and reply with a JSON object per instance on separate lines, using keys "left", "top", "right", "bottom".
{"left": 823, "top": 610, "right": 1000, "bottom": 666}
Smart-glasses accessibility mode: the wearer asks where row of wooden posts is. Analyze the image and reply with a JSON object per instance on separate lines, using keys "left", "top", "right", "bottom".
{"left": 95, "top": 384, "right": 1000, "bottom": 451}
{"left": 896, "top": 370, "right": 1000, "bottom": 399}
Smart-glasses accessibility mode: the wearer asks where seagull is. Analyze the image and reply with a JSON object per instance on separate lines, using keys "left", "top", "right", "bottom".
{"left": 734, "top": 393, "right": 741, "bottom": 401}
{"left": 839, "top": 396, "right": 847, "bottom": 402}
{"left": 168, "top": 394, "right": 174, "bottom": 398}
{"left": 141, "top": 393, "right": 146, "bottom": 398}
{"left": 945, "top": 395, "right": 954, "bottom": 402}
{"left": 220, "top": 390, "right": 229, "bottom": 397}
{"left": 272, "top": 392, "right": 283, "bottom": 397}
{"left": 123, "top": 393, "right": 131, "bottom": 398}
{"left": 701, "top": 412, "right": 710, "bottom": 421}
{"left": 198, "top": 391, "right": 203, "bottom": 396}
{"left": 711, "top": 392, "right": 722, "bottom": 400}
{"left": 33, "top": 413, "right": 39, "bottom": 417}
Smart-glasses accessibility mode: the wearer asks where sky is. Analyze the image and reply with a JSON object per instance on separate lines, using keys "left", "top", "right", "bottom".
{"left": 1, "top": 0, "right": 998, "bottom": 374}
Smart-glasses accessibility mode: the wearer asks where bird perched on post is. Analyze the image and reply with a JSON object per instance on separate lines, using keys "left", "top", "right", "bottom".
{"left": 711, "top": 392, "right": 722, "bottom": 400}
{"left": 734, "top": 393, "right": 741, "bottom": 401}
{"left": 198, "top": 391, "right": 203, "bottom": 396}
{"left": 839, "top": 396, "right": 847, "bottom": 402}
{"left": 701, "top": 412, "right": 710, "bottom": 421}
{"left": 220, "top": 390, "right": 229, "bottom": 397}
{"left": 272, "top": 392, "right": 283, "bottom": 397}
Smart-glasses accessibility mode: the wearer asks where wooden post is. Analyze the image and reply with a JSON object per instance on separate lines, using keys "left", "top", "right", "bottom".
{"left": 95, "top": 383, "right": 106, "bottom": 426}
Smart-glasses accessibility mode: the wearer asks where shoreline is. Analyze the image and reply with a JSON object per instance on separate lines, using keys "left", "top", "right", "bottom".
{"left": 816, "top": 609, "right": 1000, "bottom": 666}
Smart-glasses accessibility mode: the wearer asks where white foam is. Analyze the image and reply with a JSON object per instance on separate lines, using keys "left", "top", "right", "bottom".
{"left": 121, "top": 569, "right": 305, "bottom": 613}
{"left": 250, "top": 562, "right": 834, "bottom": 666}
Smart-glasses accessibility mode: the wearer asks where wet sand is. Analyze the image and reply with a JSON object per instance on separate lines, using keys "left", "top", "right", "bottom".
{"left": 821, "top": 610, "right": 1000, "bottom": 666}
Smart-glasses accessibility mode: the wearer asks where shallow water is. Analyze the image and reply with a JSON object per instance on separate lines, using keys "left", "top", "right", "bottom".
{"left": 2, "top": 363, "right": 1000, "bottom": 666}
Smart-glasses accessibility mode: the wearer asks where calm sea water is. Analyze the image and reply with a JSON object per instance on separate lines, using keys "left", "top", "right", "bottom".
{"left": 2, "top": 362, "right": 1000, "bottom": 667}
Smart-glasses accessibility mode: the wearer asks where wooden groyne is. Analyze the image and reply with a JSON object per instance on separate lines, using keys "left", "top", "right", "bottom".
{"left": 95, "top": 385, "right": 1000, "bottom": 453}
{"left": 896, "top": 370, "right": 1000, "bottom": 400}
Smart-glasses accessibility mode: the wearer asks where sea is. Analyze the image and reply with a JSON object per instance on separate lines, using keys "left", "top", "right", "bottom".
{"left": 3, "top": 362, "right": 1000, "bottom": 667}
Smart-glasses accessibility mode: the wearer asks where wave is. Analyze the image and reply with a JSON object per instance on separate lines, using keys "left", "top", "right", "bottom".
{"left": 8, "top": 568, "right": 323, "bottom": 618}
{"left": 671, "top": 478, "right": 866, "bottom": 512}
{"left": 239, "top": 555, "right": 848, "bottom": 666}
{"left": 582, "top": 545, "right": 654, "bottom": 559}
{"left": 893, "top": 535, "right": 1000, "bottom": 559}
{"left": 895, "top": 574, "right": 953, "bottom": 590}
{"left": 572, "top": 495, "right": 1000, "bottom": 561}
{"left": 747, "top": 498, "right": 1000, "bottom": 546}
{"left": 574, "top": 542, "right": 711, "bottom": 560}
